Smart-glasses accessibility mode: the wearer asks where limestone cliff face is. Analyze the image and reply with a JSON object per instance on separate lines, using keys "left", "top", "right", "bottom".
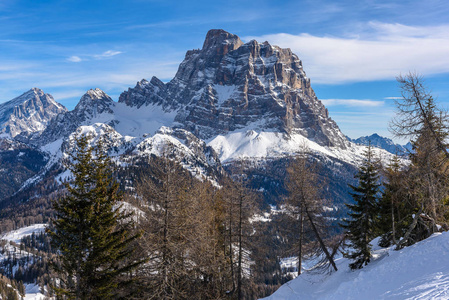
{"left": 119, "top": 29, "right": 347, "bottom": 148}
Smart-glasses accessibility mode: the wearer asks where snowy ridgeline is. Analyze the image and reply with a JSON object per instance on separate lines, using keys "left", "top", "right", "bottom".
{"left": 263, "top": 232, "right": 449, "bottom": 300}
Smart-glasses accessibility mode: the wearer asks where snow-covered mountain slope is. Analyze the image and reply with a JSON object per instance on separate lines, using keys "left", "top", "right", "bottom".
{"left": 133, "top": 126, "right": 222, "bottom": 181}
{"left": 33, "top": 88, "right": 178, "bottom": 147}
{"left": 208, "top": 129, "right": 396, "bottom": 167}
{"left": 263, "top": 232, "right": 449, "bottom": 300}
{"left": 33, "top": 88, "right": 116, "bottom": 146}
{"left": 0, "top": 224, "right": 50, "bottom": 300}
{"left": 207, "top": 127, "right": 397, "bottom": 207}
{"left": 21, "top": 121, "right": 223, "bottom": 193}
{"left": 0, "top": 88, "right": 67, "bottom": 138}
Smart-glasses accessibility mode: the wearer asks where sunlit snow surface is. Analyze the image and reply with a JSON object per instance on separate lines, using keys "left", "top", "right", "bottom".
{"left": 24, "top": 284, "right": 45, "bottom": 300}
{"left": 112, "top": 102, "right": 177, "bottom": 138}
{"left": 1, "top": 224, "right": 46, "bottom": 244}
{"left": 208, "top": 130, "right": 395, "bottom": 166}
{"left": 262, "top": 232, "right": 449, "bottom": 300}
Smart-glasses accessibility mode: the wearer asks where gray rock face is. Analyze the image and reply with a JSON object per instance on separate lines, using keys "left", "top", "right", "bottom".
{"left": 119, "top": 29, "right": 347, "bottom": 148}
{"left": 0, "top": 88, "right": 67, "bottom": 137}
{"left": 74, "top": 88, "right": 115, "bottom": 117}
{"left": 119, "top": 77, "right": 167, "bottom": 109}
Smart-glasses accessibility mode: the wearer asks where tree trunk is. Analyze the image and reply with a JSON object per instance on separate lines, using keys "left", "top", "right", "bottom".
{"left": 305, "top": 207, "right": 337, "bottom": 271}
{"left": 396, "top": 206, "right": 422, "bottom": 250}
{"left": 237, "top": 194, "right": 243, "bottom": 300}
{"left": 391, "top": 197, "right": 397, "bottom": 245}
{"left": 228, "top": 204, "right": 235, "bottom": 296}
{"left": 298, "top": 206, "right": 304, "bottom": 275}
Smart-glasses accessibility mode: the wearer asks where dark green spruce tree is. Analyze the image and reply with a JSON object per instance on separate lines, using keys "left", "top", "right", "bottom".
{"left": 47, "top": 135, "right": 145, "bottom": 299}
{"left": 342, "top": 144, "right": 381, "bottom": 269}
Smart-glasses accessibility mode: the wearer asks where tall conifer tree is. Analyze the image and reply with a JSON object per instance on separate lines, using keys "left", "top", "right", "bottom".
{"left": 342, "top": 144, "right": 381, "bottom": 269}
{"left": 47, "top": 134, "right": 144, "bottom": 299}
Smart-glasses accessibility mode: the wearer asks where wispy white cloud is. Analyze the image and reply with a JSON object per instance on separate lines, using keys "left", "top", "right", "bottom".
{"left": 126, "top": 20, "right": 195, "bottom": 30}
{"left": 0, "top": 62, "right": 39, "bottom": 72}
{"left": 244, "top": 22, "right": 449, "bottom": 84}
{"left": 321, "top": 99, "right": 384, "bottom": 107}
{"left": 50, "top": 90, "right": 87, "bottom": 101}
{"left": 66, "top": 50, "right": 122, "bottom": 63}
{"left": 93, "top": 50, "right": 122, "bottom": 59}
{"left": 67, "top": 56, "right": 82, "bottom": 62}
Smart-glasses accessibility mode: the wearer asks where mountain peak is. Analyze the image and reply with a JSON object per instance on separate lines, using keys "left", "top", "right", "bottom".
{"left": 28, "top": 87, "right": 44, "bottom": 95}
{"left": 202, "top": 29, "right": 243, "bottom": 54}
{"left": 84, "top": 88, "right": 110, "bottom": 100}
{"left": 75, "top": 88, "right": 114, "bottom": 114}
{"left": 34, "top": 89, "right": 115, "bottom": 145}
{"left": 120, "top": 29, "right": 347, "bottom": 147}
{"left": 0, "top": 88, "right": 67, "bottom": 137}
{"left": 6, "top": 88, "right": 44, "bottom": 106}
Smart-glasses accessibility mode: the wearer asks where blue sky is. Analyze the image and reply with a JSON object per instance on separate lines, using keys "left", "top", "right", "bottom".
{"left": 1, "top": 0, "right": 449, "bottom": 141}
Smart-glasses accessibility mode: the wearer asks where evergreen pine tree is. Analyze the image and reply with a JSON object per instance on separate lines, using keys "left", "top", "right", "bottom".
{"left": 47, "top": 134, "right": 144, "bottom": 299}
{"left": 376, "top": 155, "right": 417, "bottom": 247}
{"left": 342, "top": 144, "right": 381, "bottom": 269}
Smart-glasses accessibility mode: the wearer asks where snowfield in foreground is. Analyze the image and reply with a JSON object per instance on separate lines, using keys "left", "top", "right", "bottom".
{"left": 263, "top": 232, "right": 449, "bottom": 300}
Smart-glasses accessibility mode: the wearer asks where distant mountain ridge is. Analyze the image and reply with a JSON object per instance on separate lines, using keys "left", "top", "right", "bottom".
{"left": 32, "top": 88, "right": 115, "bottom": 146}
{"left": 347, "top": 133, "right": 412, "bottom": 155}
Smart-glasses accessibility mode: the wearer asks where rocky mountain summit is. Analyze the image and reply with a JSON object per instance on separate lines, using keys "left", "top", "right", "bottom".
{"left": 120, "top": 29, "right": 348, "bottom": 148}
{"left": 0, "top": 88, "right": 67, "bottom": 138}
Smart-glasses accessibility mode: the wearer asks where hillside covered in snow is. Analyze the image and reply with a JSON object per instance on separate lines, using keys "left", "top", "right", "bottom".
{"left": 263, "top": 233, "right": 449, "bottom": 300}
